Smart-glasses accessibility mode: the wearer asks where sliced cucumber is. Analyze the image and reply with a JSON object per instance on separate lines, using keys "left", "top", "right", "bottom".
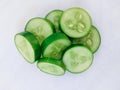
{"left": 37, "top": 58, "right": 65, "bottom": 76}
{"left": 72, "top": 26, "right": 101, "bottom": 53}
{"left": 63, "top": 45, "right": 93, "bottom": 73}
{"left": 14, "top": 32, "right": 41, "bottom": 63}
{"left": 41, "top": 32, "right": 71, "bottom": 60}
{"left": 25, "top": 17, "right": 55, "bottom": 45}
{"left": 46, "top": 9, "right": 63, "bottom": 32}
{"left": 60, "top": 7, "right": 92, "bottom": 38}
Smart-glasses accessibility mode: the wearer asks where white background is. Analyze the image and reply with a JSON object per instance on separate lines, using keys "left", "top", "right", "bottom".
{"left": 0, "top": 0, "right": 120, "bottom": 90}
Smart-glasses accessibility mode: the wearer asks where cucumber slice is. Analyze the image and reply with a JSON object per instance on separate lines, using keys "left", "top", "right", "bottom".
{"left": 72, "top": 26, "right": 101, "bottom": 53}
{"left": 46, "top": 9, "right": 63, "bottom": 32}
{"left": 25, "top": 17, "right": 55, "bottom": 45}
{"left": 63, "top": 45, "right": 93, "bottom": 73}
{"left": 14, "top": 32, "right": 41, "bottom": 63}
{"left": 37, "top": 58, "right": 65, "bottom": 76}
{"left": 60, "top": 7, "right": 92, "bottom": 38}
{"left": 41, "top": 32, "right": 71, "bottom": 60}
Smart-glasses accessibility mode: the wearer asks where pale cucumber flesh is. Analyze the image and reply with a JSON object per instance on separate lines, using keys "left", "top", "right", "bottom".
{"left": 43, "top": 39, "right": 71, "bottom": 59}
{"left": 42, "top": 33, "right": 71, "bottom": 60}
{"left": 72, "top": 26, "right": 101, "bottom": 53}
{"left": 63, "top": 45, "right": 93, "bottom": 73}
{"left": 37, "top": 58, "right": 65, "bottom": 76}
{"left": 38, "top": 62, "right": 65, "bottom": 75}
{"left": 25, "top": 18, "right": 54, "bottom": 44}
{"left": 15, "top": 35, "right": 35, "bottom": 63}
{"left": 60, "top": 8, "right": 92, "bottom": 38}
{"left": 46, "top": 10, "right": 63, "bottom": 32}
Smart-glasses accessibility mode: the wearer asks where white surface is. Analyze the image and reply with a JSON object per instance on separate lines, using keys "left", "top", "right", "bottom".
{"left": 0, "top": 0, "right": 120, "bottom": 90}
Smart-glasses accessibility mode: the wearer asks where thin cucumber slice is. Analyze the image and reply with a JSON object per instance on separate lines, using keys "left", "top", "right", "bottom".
{"left": 60, "top": 7, "right": 92, "bottom": 38}
{"left": 45, "top": 9, "right": 63, "bottom": 32}
{"left": 37, "top": 58, "right": 65, "bottom": 76}
{"left": 63, "top": 45, "right": 93, "bottom": 73}
{"left": 72, "top": 26, "right": 101, "bottom": 53}
{"left": 25, "top": 17, "right": 55, "bottom": 45}
{"left": 14, "top": 32, "right": 41, "bottom": 63}
{"left": 41, "top": 32, "right": 71, "bottom": 60}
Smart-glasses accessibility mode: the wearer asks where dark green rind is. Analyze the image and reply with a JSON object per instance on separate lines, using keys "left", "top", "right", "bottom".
{"left": 62, "top": 44, "right": 94, "bottom": 74}
{"left": 37, "top": 58, "right": 66, "bottom": 76}
{"left": 14, "top": 31, "right": 41, "bottom": 63}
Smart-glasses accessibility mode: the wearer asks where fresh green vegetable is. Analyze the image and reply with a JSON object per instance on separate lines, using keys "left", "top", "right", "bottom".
{"left": 25, "top": 17, "right": 55, "bottom": 45}
{"left": 41, "top": 32, "right": 71, "bottom": 59}
{"left": 14, "top": 32, "right": 41, "bottom": 63}
{"left": 37, "top": 58, "right": 65, "bottom": 76}
{"left": 63, "top": 44, "right": 93, "bottom": 73}
{"left": 15, "top": 7, "right": 101, "bottom": 76}
{"left": 46, "top": 9, "right": 63, "bottom": 32}
{"left": 60, "top": 7, "right": 92, "bottom": 38}
{"left": 72, "top": 26, "right": 101, "bottom": 53}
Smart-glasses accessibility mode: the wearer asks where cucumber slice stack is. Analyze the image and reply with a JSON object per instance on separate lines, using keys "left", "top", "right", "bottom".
{"left": 14, "top": 7, "right": 101, "bottom": 76}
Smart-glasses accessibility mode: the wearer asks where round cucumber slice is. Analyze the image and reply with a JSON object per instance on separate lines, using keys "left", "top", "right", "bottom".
{"left": 60, "top": 7, "right": 92, "bottom": 38}
{"left": 41, "top": 32, "right": 71, "bottom": 60}
{"left": 14, "top": 32, "right": 41, "bottom": 63}
{"left": 25, "top": 17, "right": 55, "bottom": 45}
{"left": 45, "top": 9, "right": 63, "bottom": 32}
{"left": 72, "top": 26, "right": 101, "bottom": 53}
{"left": 37, "top": 58, "right": 65, "bottom": 76}
{"left": 63, "top": 45, "right": 93, "bottom": 73}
